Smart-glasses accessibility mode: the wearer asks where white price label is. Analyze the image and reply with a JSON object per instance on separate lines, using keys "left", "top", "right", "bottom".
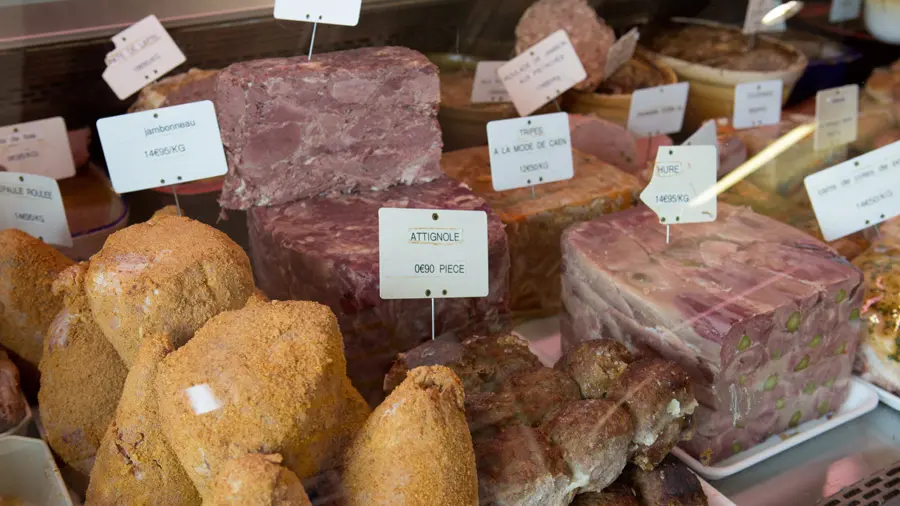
{"left": 0, "top": 172, "right": 72, "bottom": 247}
{"left": 102, "top": 15, "right": 186, "bottom": 100}
{"left": 627, "top": 82, "right": 690, "bottom": 137}
{"left": 805, "top": 141, "right": 900, "bottom": 241}
{"left": 815, "top": 85, "right": 859, "bottom": 152}
{"left": 471, "top": 62, "right": 511, "bottom": 104}
{"left": 640, "top": 146, "right": 718, "bottom": 225}
{"left": 379, "top": 208, "right": 489, "bottom": 300}
{"left": 0, "top": 118, "right": 75, "bottom": 180}
{"left": 273, "top": 0, "right": 361, "bottom": 26}
{"left": 830, "top": 0, "right": 862, "bottom": 23}
{"left": 733, "top": 80, "right": 783, "bottom": 129}
{"left": 96, "top": 101, "right": 228, "bottom": 194}
{"left": 683, "top": 121, "right": 718, "bottom": 147}
{"left": 487, "top": 112, "right": 573, "bottom": 192}
{"left": 744, "top": 0, "right": 787, "bottom": 34}
{"left": 498, "top": 30, "right": 587, "bottom": 117}
{"left": 604, "top": 28, "right": 640, "bottom": 79}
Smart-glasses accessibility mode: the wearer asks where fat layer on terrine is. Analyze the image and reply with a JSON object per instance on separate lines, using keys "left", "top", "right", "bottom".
{"left": 442, "top": 146, "right": 641, "bottom": 317}
{"left": 217, "top": 46, "right": 443, "bottom": 209}
{"left": 560, "top": 203, "right": 865, "bottom": 464}
{"left": 248, "top": 178, "right": 510, "bottom": 405}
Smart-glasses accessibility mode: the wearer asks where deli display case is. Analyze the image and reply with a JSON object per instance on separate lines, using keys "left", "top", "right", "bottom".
{"left": 2, "top": 0, "right": 900, "bottom": 505}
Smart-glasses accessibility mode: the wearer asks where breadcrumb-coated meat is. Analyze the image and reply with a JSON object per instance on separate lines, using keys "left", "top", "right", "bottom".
{"left": 204, "top": 454, "right": 311, "bottom": 506}
{"left": 542, "top": 400, "right": 633, "bottom": 494}
{"left": 571, "top": 488, "right": 640, "bottom": 506}
{"left": 606, "top": 359, "right": 697, "bottom": 471}
{"left": 86, "top": 332, "right": 199, "bottom": 505}
{"left": 627, "top": 456, "right": 708, "bottom": 506}
{"left": 86, "top": 214, "right": 255, "bottom": 366}
{"left": 342, "top": 366, "right": 478, "bottom": 506}
{"left": 155, "top": 300, "right": 364, "bottom": 497}
{"left": 0, "top": 229, "right": 73, "bottom": 367}
{"left": 556, "top": 340, "right": 634, "bottom": 399}
{"left": 39, "top": 263, "right": 127, "bottom": 476}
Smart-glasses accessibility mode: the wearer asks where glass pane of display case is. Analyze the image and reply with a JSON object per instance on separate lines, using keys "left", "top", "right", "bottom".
{"left": 2, "top": 0, "right": 900, "bottom": 505}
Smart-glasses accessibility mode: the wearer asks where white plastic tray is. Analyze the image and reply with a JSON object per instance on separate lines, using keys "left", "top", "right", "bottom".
{"left": 0, "top": 436, "right": 73, "bottom": 506}
{"left": 866, "top": 380, "right": 900, "bottom": 412}
{"left": 699, "top": 475, "right": 736, "bottom": 506}
{"left": 672, "top": 377, "right": 879, "bottom": 480}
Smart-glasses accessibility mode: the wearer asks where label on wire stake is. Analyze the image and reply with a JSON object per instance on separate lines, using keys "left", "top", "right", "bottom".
{"left": 0, "top": 117, "right": 75, "bottom": 179}
{"left": 805, "top": 141, "right": 900, "bottom": 241}
{"left": 640, "top": 146, "right": 718, "bottom": 225}
{"left": 498, "top": 30, "right": 587, "bottom": 117}
{"left": 274, "top": 0, "right": 361, "bottom": 26}
{"left": 815, "top": 85, "right": 859, "bottom": 152}
{"left": 379, "top": 208, "right": 489, "bottom": 300}
{"left": 603, "top": 28, "right": 640, "bottom": 78}
{"left": 0, "top": 172, "right": 72, "bottom": 247}
{"left": 733, "top": 80, "right": 783, "bottom": 129}
{"left": 97, "top": 101, "right": 228, "bottom": 194}
{"left": 830, "top": 0, "right": 862, "bottom": 23}
{"left": 471, "top": 62, "right": 511, "bottom": 104}
{"left": 102, "top": 15, "right": 186, "bottom": 100}
{"left": 744, "top": 0, "right": 787, "bottom": 34}
{"left": 627, "top": 82, "right": 690, "bottom": 137}
{"left": 487, "top": 112, "right": 573, "bottom": 191}
{"left": 683, "top": 121, "right": 718, "bottom": 147}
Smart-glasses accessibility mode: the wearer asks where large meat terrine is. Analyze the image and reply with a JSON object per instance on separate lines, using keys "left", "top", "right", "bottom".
{"left": 442, "top": 146, "right": 641, "bottom": 317}
{"left": 248, "top": 179, "right": 510, "bottom": 405}
{"left": 217, "top": 47, "right": 443, "bottom": 209}
{"left": 561, "top": 203, "right": 865, "bottom": 464}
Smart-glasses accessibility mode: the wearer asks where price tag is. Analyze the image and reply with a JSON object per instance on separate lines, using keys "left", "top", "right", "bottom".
{"left": 102, "top": 15, "right": 186, "bottom": 100}
{"left": 805, "top": 141, "right": 900, "bottom": 241}
{"left": 744, "top": 0, "right": 787, "bottom": 34}
{"left": 498, "top": 30, "right": 587, "bottom": 117}
{"left": 0, "top": 172, "right": 72, "bottom": 247}
{"left": 273, "top": 0, "right": 361, "bottom": 26}
{"left": 815, "top": 85, "right": 859, "bottom": 152}
{"left": 96, "top": 101, "right": 228, "bottom": 194}
{"left": 640, "top": 146, "right": 718, "bottom": 225}
{"left": 486, "top": 112, "right": 573, "bottom": 191}
{"left": 830, "top": 0, "right": 862, "bottom": 23}
{"left": 379, "top": 208, "right": 489, "bottom": 300}
{"left": 603, "top": 28, "right": 640, "bottom": 79}
{"left": 733, "top": 80, "right": 783, "bottom": 129}
{"left": 627, "top": 82, "right": 690, "bottom": 137}
{"left": 471, "top": 62, "right": 511, "bottom": 104}
{"left": 0, "top": 118, "right": 75, "bottom": 180}
{"left": 683, "top": 121, "right": 718, "bottom": 147}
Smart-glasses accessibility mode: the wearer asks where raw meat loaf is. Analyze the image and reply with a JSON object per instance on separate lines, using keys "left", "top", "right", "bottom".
{"left": 442, "top": 146, "right": 641, "bottom": 317}
{"left": 248, "top": 179, "right": 510, "bottom": 405}
{"left": 561, "top": 203, "right": 865, "bottom": 464}
{"left": 217, "top": 47, "right": 443, "bottom": 209}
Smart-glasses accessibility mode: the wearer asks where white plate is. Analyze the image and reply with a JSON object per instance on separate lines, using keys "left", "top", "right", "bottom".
{"left": 865, "top": 380, "right": 900, "bottom": 412}
{"left": 0, "top": 436, "right": 72, "bottom": 506}
{"left": 699, "top": 475, "right": 736, "bottom": 506}
{"left": 672, "top": 377, "right": 879, "bottom": 480}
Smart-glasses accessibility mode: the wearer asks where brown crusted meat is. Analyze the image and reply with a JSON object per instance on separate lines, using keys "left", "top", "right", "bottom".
{"left": 86, "top": 333, "right": 199, "bottom": 506}
{"left": 0, "top": 229, "right": 73, "bottom": 368}
{"left": 606, "top": 359, "right": 697, "bottom": 471}
{"left": 129, "top": 68, "right": 219, "bottom": 112}
{"left": 342, "top": 366, "right": 478, "bottom": 506}
{"left": 542, "top": 400, "right": 633, "bottom": 494}
{"left": 498, "top": 367, "right": 581, "bottom": 426}
{"left": 475, "top": 425, "right": 573, "bottom": 506}
{"left": 85, "top": 215, "right": 255, "bottom": 367}
{"left": 39, "top": 263, "right": 127, "bottom": 476}
{"left": 465, "top": 391, "right": 525, "bottom": 442}
{"left": 571, "top": 487, "right": 640, "bottom": 506}
{"left": 384, "top": 333, "right": 541, "bottom": 395}
{"left": 155, "top": 301, "right": 367, "bottom": 497}
{"left": 514, "top": 0, "right": 616, "bottom": 91}
{"left": 627, "top": 456, "right": 708, "bottom": 506}
{"left": 556, "top": 340, "right": 634, "bottom": 399}
{"left": 205, "top": 454, "right": 311, "bottom": 506}
{"left": 0, "top": 351, "right": 25, "bottom": 432}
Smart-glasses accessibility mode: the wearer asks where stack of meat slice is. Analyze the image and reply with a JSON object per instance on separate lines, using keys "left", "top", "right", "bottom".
{"left": 385, "top": 333, "right": 699, "bottom": 505}
{"left": 561, "top": 203, "right": 865, "bottom": 465}
{"left": 227, "top": 47, "right": 511, "bottom": 405}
